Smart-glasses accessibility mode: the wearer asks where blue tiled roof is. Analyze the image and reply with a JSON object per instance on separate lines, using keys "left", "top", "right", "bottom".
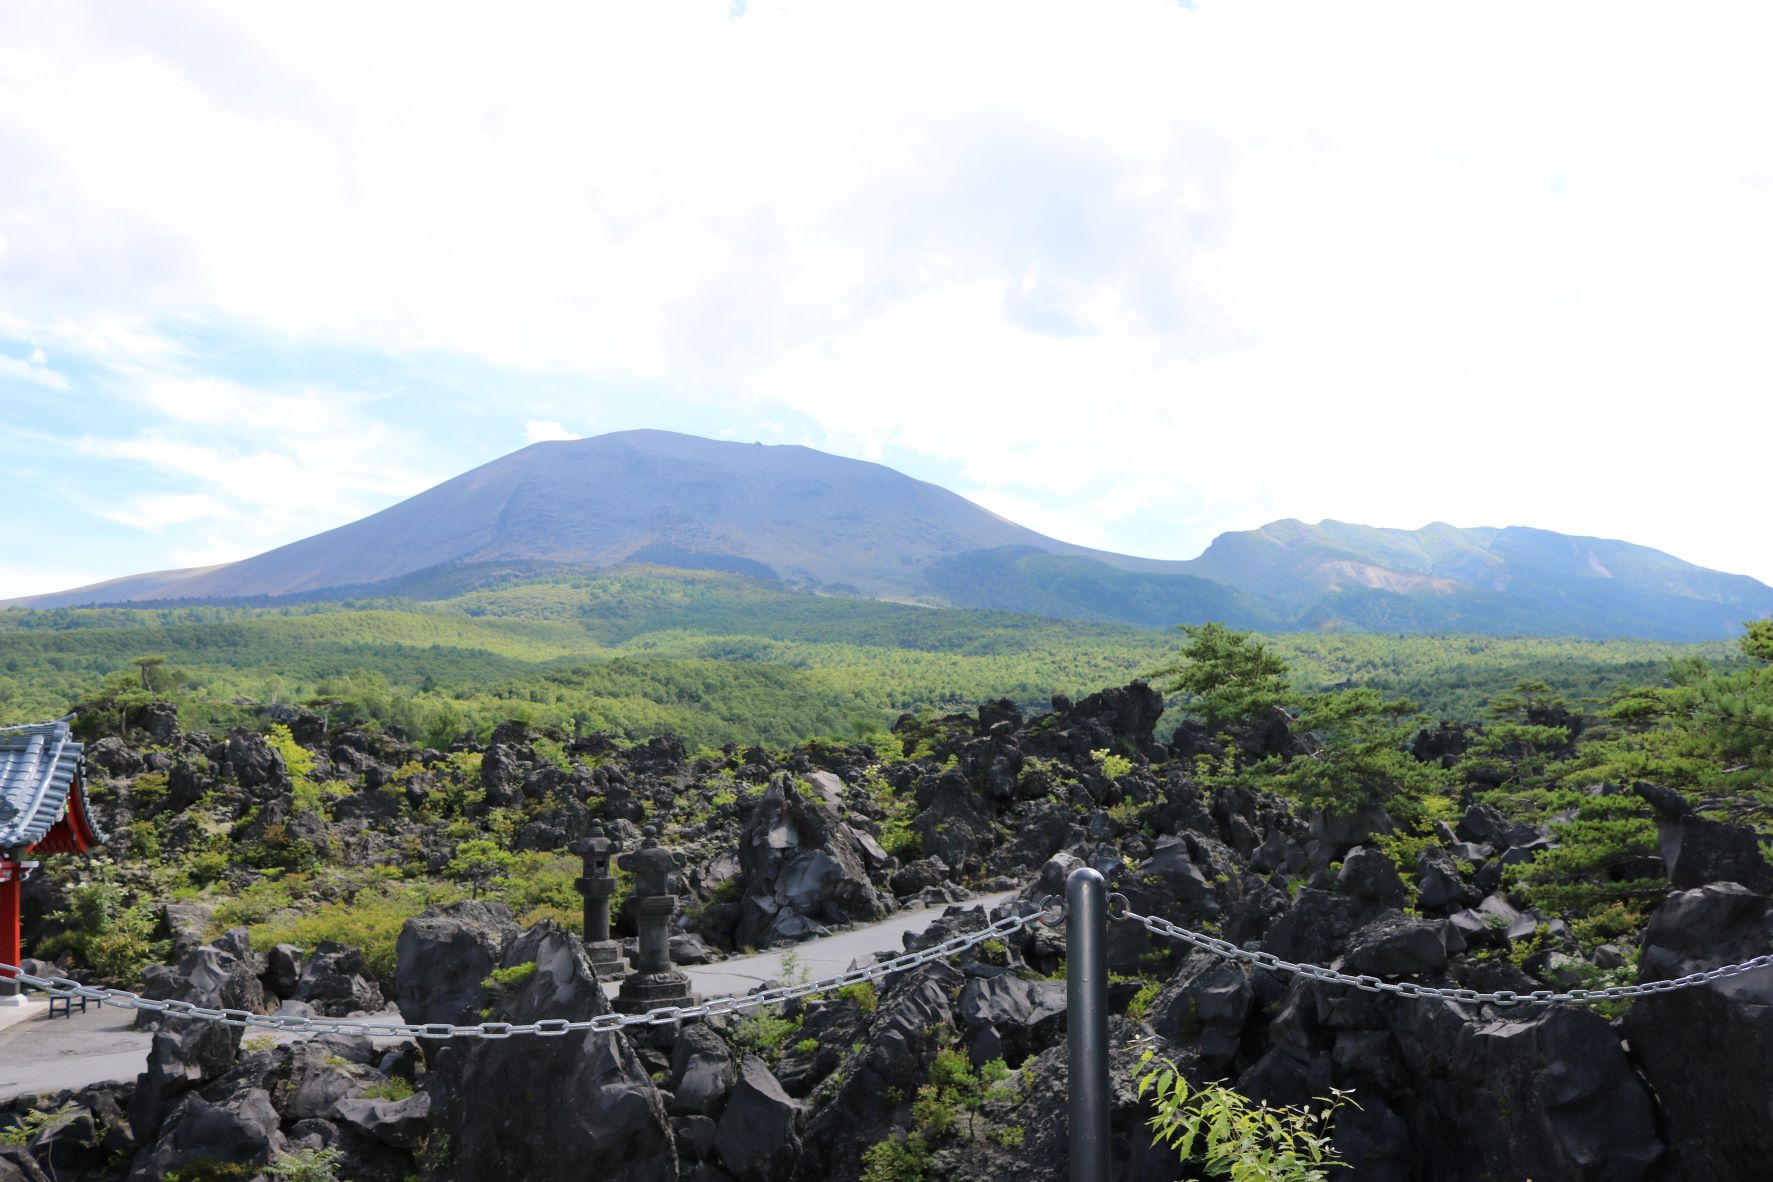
{"left": 0, "top": 718, "right": 84, "bottom": 852}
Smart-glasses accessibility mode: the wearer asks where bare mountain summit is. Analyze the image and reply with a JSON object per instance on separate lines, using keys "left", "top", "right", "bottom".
{"left": 22, "top": 430, "right": 1187, "bottom": 606}
{"left": 9, "top": 429, "right": 1770, "bottom": 640}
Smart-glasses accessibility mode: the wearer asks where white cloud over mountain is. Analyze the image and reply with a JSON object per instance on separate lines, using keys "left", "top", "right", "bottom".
{"left": 1, "top": 0, "right": 1771, "bottom": 596}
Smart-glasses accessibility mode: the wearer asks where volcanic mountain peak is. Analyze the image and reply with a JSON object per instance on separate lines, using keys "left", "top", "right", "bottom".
{"left": 7, "top": 430, "right": 1770, "bottom": 641}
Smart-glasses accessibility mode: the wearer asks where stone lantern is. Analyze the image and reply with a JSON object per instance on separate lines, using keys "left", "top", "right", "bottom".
{"left": 611, "top": 826, "right": 695, "bottom": 1015}
{"left": 570, "top": 824, "right": 628, "bottom": 979}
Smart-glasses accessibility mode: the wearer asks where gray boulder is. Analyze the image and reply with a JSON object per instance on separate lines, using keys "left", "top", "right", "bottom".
{"left": 735, "top": 781, "right": 891, "bottom": 948}
{"left": 1340, "top": 913, "right": 1458, "bottom": 979}
{"left": 128, "top": 1089, "right": 284, "bottom": 1182}
{"left": 1661, "top": 814, "right": 1773, "bottom": 894}
{"left": 1146, "top": 952, "right": 1253, "bottom": 1075}
{"left": 956, "top": 973, "right": 1065, "bottom": 1068}
{"left": 127, "top": 1018, "right": 243, "bottom": 1142}
{"left": 395, "top": 899, "right": 518, "bottom": 1028}
{"left": 1624, "top": 882, "right": 1773, "bottom": 1181}
{"left": 669, "top": 1022, "right": 737, "bottom": 1118}
{"left": 334, "top": 1091, "right": 433, "bottom": 1150}
{"left": 226, "top": 729, "right": 288, "bottom": 791}
{"left": 1335, "top": 847, "right": 1408, "bottom": 908}
{"left": 267, "top": 943, "right": 303, "bottom": 999}
{"left": 1415, "top": 847, "right": 1474, "bottom": 911}
{"left": 1383, "top": 1002, "right": 1662, "bottom": 1181}
{"left": 715, "top": 1057, "right": 802, "bottom": 1182}
{"left": 295, "top": 942, "right": 384, "bottom": 1016}
{"left": 430, "top": 922, "right": 678, "bottom": 1182}
{"left": 789, "top": 962, "right": 961, "bottom": 1182}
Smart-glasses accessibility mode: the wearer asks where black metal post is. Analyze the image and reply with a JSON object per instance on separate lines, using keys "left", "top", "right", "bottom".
{"left": 1067, "top": 866, "right": 1110, "bottom": 1182}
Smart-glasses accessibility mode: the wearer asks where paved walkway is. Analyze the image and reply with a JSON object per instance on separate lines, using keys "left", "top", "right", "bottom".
{"left": 0, "top": 890, "right": 1016, "bottom": 1104}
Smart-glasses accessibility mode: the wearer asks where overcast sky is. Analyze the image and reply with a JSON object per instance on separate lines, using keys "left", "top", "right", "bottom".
{"left": 3, "top": 0, "right": 1771, "bottom": 601}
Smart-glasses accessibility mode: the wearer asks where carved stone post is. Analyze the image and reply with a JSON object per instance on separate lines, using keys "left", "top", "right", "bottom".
{"left": 570, "top": 825, "right": 628, "bottom": 979}
{"left": 611, "top": 827, "right": 695, "bottom": 1015}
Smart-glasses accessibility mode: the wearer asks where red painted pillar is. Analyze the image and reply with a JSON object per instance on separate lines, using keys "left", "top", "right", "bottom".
{"left": 0, "top": 860, "right": 21, "bottom": 1002}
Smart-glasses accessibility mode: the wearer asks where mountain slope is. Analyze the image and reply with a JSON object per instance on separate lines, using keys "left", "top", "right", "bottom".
{"left": 1183, "top": 519, "right": 1773, "bottom": 640}
{"left": 23, "top": 430, "right": 1194, "bottom": 607}
{"left": 5, "top": 431, "right": 1769, "bottom": 640}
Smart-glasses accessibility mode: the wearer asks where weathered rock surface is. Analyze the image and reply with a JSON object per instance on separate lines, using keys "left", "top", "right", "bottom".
{"left": 734, "top": 780, "right": 891, "bottom": 948}
{"left": 395, "top": 900, "right": 519, "bottom": 1028}
{"left": 1624, "top": 882, "right": 1773, "bottom": 1181}
{"left": 715, "top": 1057, "right": 802, "bottom": 1182}
{"left": 428, "top": 923, "right": 678, "bottom": 1182}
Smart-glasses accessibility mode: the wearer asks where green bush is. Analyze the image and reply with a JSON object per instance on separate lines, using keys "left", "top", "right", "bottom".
{"left": 266, "top": 1147, "right": 346, "bottom": 1182}
{"left": 250, "top": 879, "right": 463, "bottom": 981}
{"left": 39, "top": 876, "right": 163, "bottom": 984}
{"left": 1138, "top": 1051, "right": 1353, "bottom": 1180}
{"left": 861, "top": 1133, "right": 930, "bottom": 1182}
{"left": 838, "top": 980, "right": 879, "bottom": 1013}
{"left": 359, "top": 1076, "right": 415, "bottom": 1102}
{"left": 730, "top": 1008, "right": 801, "bottom": 1061}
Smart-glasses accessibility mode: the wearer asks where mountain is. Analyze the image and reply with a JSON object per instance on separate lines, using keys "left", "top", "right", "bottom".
{"left": 10, "top": 430, "right": 1206, "bottom": 605}
{"left": 1178, "top": 519, "right": 1773, "bottom": 641}
{"left": 7, "top": 429, "right": 1770, "bottom": 640}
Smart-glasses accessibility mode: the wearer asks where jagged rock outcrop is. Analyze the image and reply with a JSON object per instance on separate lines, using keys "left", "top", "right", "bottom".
{"left": 395, "top": 901, "right": 520, "bottom": 1028}
{"left": 734, "top": 779, "right": 892, "bottom": 947}
{"left": 427, "top": 923, "right": 678, "bottom": 1182}
{"left": 1624, "top": 882, "right": 1773, "bottom": 1181}
{"left": 295, "top": 942, "right": 385, "bottom": 1016}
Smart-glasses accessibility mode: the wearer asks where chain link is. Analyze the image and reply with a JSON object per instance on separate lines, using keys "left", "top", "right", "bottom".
{"left": 0, "top": 909, "right": 1042, "bottom": 1040}
{"left": 1121, "top": 907, "right": 1773, "bottom": 1006}
{"left": 12, "top": 885, "right": 1768, "bottom": 1039}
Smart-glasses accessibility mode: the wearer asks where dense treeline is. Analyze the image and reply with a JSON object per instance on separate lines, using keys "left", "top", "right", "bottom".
{"left": 1160, "top": 619, "right": 1773, "bottom": 932}
{"left": 0, "top": 567, "right": 1744, "bottom": 746}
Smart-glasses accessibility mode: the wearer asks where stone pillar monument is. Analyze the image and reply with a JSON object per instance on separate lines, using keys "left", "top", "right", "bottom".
{"left": 611, "top": 827, "right": 695, "bottom": 1015}
{"left": 570, "top": 825, "right": 628, "bottom": 980}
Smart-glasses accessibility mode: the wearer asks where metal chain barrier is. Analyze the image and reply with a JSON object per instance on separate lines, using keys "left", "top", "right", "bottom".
{"left": 9, "top": 887, "right": 1771, "bottom": 1038}
{"left": 1118, "top": 902, "right": 1773, "bottom": 1006}
{"left": 0, "top": 908, "right": 1045, "bottom": 1040}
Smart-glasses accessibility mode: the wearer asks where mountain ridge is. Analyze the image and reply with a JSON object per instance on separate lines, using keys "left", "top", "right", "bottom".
{"left": 7, "top": 429, "right": 1770, "bottom": 640}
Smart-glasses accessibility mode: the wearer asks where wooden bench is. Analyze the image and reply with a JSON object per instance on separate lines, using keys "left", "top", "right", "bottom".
{"left": 46, "top": 992, "right": 99, "bottom": 1019}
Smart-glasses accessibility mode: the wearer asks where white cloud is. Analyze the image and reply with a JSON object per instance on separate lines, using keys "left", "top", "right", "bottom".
{"left": 1, "top": 0, "right": 1771, "bottom": 586}
{"left": 68, "top": 374, "right": 448, "bottom": 567}
{"left": 524, "top": 419, "right": 578, "bottom": 444}
{"left": 0, "top": 347, "right": 69, "bottom": 390}
{"left": 93, "top": 492, "right": 232, "bottom": 532}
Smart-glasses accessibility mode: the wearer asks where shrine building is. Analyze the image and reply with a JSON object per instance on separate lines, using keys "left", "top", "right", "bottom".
{"left": 1, "top": 718, "right": 103, "bottom": 1004}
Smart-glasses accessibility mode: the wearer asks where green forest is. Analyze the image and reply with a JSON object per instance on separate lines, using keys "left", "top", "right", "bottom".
{"left": 0, "top": 567, "right": 1742, "bottom": 748}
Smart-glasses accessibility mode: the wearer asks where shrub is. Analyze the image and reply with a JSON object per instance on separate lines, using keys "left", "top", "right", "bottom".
{"left": 482, "top": 961, "right": 539, "bottom": 990}
{"left": 860, "top": 1133, "right": 929, "bottom": 1182}
{"left": 360, "top": 1076, "right": 415, "bottom": 1101}
{"left": 39, "top": 876, "right": 162, "bottom": 984}
{"left": 0, "top": 1103, "right": 79, "bottom": 1148}
{"left": 266, "top": 1147, "right": 345, "bottom": 1182}
{"left": 838, "top": 980, "right": 879, "bottom": 1013}
{"left": 264, "top": 723, "right": 316, "bottom": 782}
{"left": 730, "top": 1008, "right": 800, "bottom": 1061}
{"left": 1138, "top": 1051, "right": 1353, "bottom": 1180}
{"left": 250, "top": 879, "right": 462, "bottom": 981}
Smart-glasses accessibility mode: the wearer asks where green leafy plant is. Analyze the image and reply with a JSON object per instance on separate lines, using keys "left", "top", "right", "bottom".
{"left": 860, "top": 1132, "right": 930, "bottom": 1182}
{"left": 0, "top": 1103, "right": 80, "bottom": 1148}
{"left": 1138, "top": 1051, "right": 1354, "bottom": 1181}
{"left": 267, "top": 1147, "right": 347, "bottom": 1182}
{"left": 360, "top": 1076, "right": 416, "bottom": 1101}
{"left": 482, "top": 961, "right": 539, "bottom": 990}
{"left": 839, "top": 980, "right": 879, "bottom": 1013}
{"left": 730, "top": 1008, "right": 801, "bottom": 1061}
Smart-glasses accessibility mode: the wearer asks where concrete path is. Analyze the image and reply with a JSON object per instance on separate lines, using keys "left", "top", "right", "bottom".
{"left": 0, "top": 890, "right": 1017, "bottom": 1104}
{"left": 619, "top": 889, "right": 1018, "bottom": 1002}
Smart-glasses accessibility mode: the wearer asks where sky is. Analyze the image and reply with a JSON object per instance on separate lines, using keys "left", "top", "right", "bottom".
{"left": 2, "top": 0, "right": 1772, "bottom": 601}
